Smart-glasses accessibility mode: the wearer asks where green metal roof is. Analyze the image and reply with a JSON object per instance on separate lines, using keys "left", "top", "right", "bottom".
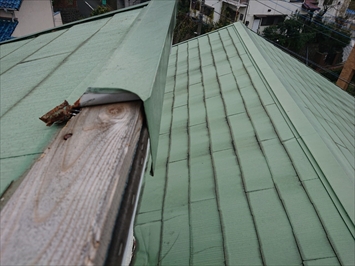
{"left": 0, "top": 1, "right": 176, "bottom": 195}
{"left": 133, "top": 23, "right": 355, "bottom": 265}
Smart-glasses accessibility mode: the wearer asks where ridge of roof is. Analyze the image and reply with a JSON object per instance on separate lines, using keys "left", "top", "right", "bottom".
{"left": 232, "top": 22, "right": 354, "bottom": 232}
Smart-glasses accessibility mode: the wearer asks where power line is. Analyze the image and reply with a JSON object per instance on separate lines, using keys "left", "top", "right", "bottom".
{"left": 266, "top": 0, "right": 352, "bottom": 40}
{"left": 185, "top": 1, "right": 351, "bottom": 48}
{"left": 204, "top": 0, "right": 351, "bottom": 42}
{"left": 279, "top": 0, "right": 348, "bottom": 28}
{"left": 264, "top": 36, "right": 355, "bottom": 86}
{"left": 254, "top": 0, "right": 351, "bottom": 47}
{"left": 174, "top": 5, "right": 354, "bottom": 87}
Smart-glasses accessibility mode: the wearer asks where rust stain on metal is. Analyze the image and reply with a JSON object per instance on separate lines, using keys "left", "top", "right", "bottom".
{"left": 39, "top": 100, "right": 80, "bottom": 126}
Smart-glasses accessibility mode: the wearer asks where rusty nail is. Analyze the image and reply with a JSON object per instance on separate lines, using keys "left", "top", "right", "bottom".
{"left": 63, "top": 133, "right": 73, "bottom": 140}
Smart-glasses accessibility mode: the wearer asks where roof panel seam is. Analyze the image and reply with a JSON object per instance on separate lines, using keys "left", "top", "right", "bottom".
{"left": 198, "top": 34, "right": 227, "bottom": 265}
{"left": 1, "top": 18, "right": 112, "bottom": 120}
{"left": 0, "top": 31, "right": 68, "bottom": 75}
{"left": 211, "top": 29, "right": 265, "bottom": 265}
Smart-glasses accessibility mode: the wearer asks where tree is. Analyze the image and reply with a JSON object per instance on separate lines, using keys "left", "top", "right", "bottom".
{"left": 91, "top": 5, "right": 111, "bottom": 17}
{"left": 263, "top": 15, "right": 315, "bottom": 52}
{"left": 262, "top": 14, "right": 351, "bottom": 57}
{"left": 173, "top": 0, "right": 234, "bottom": 44}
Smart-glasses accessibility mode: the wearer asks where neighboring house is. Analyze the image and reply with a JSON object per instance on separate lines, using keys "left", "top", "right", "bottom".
{"left": 191, "top": 0, "right": 350, "bottom": 33}
{"left": 133, "top": 22, "right": 355, "bottom": 265}
{"left": 107, "top": 0, "right": 148, "bottom": 12}
{"left": 53, "top": 0, "right": 82, "bottom": 23}
{"left": 0, "top": 0, "right": 63, "bottom": 41}
{"left": 0, "top": 1, "right": 176, "bottom": 265}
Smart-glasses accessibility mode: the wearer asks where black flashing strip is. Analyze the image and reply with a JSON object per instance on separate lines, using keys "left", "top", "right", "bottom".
{"left": 0, "top": 2, "right": 149, "bottom": 45}
{"left": 104, "top": 124, "right": 149, "bottom": 266}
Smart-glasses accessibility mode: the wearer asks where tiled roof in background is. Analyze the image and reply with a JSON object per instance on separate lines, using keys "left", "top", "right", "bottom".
{"left": 0, "top": 0, "right": 23, "bottom": 10}
{"left": 0, "top": 19, "right": 17, "bottom": 42}
{"left": 133, "top": 23, "right": 355, "bottom": 265}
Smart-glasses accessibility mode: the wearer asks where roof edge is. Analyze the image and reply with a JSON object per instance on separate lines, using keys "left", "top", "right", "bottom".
{"left": 232, "top": 22, "right": 355, "bottom": 232}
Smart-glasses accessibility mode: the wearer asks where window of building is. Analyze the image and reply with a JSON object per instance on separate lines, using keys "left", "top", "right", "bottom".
{"left": 203, "top": 5, "right": 214, "bottom": 18}
{"left": 192, "top": 0, "right": 200, "bottom": 10}
{"left": 260, "top": 15, "right": 285, "bottom": 26}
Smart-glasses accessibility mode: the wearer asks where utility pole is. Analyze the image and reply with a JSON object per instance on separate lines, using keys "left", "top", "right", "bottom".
{"left": 197, "top": 0, "right": 205, "bottom": 35}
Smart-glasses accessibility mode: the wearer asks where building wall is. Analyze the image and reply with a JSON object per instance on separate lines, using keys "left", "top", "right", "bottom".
{"left": 54, "top": 11, "right": 63, "bottom": 27}
{"left": 191, "top": 0, "right": 349, "bottom": 34}
{"left": 205, "top": 0, "right": 223, "bottom": 22}
{"left": 192, "top": 0, "right": 304, "bottom": 32}
{"left": 244, "top": 0, "right": 303, "bottom": 33}
{"left": 0, "top": 0, "right": 57, "bottom": 37}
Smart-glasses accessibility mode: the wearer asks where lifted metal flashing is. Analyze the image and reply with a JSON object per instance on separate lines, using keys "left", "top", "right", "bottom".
{"left": 82, "top": 0, "right": 177, "bottom": 172}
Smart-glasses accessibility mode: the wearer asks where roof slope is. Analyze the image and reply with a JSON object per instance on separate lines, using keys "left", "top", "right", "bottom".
{"left": 0, "top": 1, "right": 176, "bottom": 195}
{"left": 133, "top": 23, "right": 355, "bottom": 265}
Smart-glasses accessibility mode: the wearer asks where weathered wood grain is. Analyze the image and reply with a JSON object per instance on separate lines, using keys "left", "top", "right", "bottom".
{"left": 0, "top": 102, "right": 143, "bottom": 266}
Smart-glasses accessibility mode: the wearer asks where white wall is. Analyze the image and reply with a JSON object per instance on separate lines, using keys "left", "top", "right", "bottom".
{"left": 54, "top": 12, "right": 63, "bottom": 27}
{"left": 244, "top": 0, "right": 303, "bottom": 33}
{"left": 205, "top": 0, "right": 223, "bottom": 22}
{"left": 191, "top": 0, "right": 346, "bottom": 33}
{"left": 0, "top": 0, "right": 59, "bottom": 38}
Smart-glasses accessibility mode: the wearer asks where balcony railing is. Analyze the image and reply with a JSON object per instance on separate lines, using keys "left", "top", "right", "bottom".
{"left": 223, "top": 0, "right": 249, "bottom": 7}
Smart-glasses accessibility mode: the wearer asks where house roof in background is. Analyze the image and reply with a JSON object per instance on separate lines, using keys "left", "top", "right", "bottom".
{"left": 133, "top": 22, "right": 355, "bottom": 266}
{"left": 0, "top": 0, "right": 22, "bottom": 10}
{"left": 0, "top": 0, "right": 176, "bottom": 195}
{"left": 0, "top": 19, "right": 17, "bottom": 42}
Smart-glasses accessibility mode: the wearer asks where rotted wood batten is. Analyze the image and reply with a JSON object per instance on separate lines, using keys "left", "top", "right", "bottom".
{"left": 0, "top": 102, "right": 143, "bottom": 265}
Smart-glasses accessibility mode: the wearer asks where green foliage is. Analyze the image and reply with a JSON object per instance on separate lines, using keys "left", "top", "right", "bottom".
{"left": 178, "top": 0, "right": 190, "bottom": 14}
{"left": 91, "top": 5, "right": 111, "bottom": 16}
{"left": 313, "top": 21, "right": 351, "bottom": 52}
{"left": 173, "top": 0, "right": 234, "bottom": 44}
{"left": 263, "top": 16, "right": 315, "bottom": 51}
{"left": 262, "top": 14, "right": 351, "bottom": 54}
{"left": 173, "top": 14, "right": 194, "bottom": 44}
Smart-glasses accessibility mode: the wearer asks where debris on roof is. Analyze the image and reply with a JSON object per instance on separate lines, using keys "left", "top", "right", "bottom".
{"left": 39, "top": 100, "right": 80, "bottom": 126}
{"left": 133, "top": 22, "right": 355, "bottom": 266}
